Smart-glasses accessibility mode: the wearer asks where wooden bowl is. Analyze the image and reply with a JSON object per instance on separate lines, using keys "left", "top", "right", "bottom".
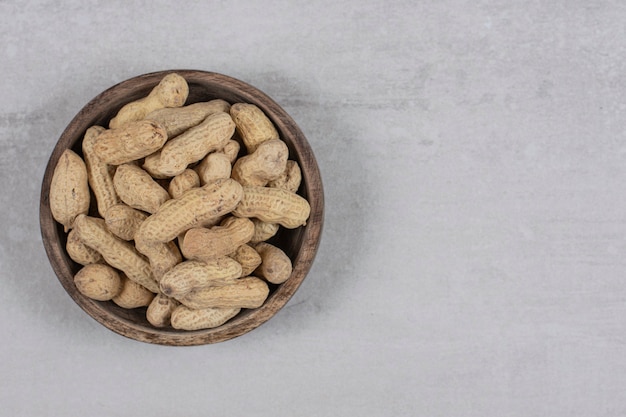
{"left": 39, "top": 70, "right": 324, "bottom": 346}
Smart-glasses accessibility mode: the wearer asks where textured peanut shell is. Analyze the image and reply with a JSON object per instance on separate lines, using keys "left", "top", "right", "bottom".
{"left": 73, "top": 215, "right": 159, "bottom": 293}
{"left": 82, "top": 125, "right": 119, "bottom": 217}
{"left": 228, "top": 244, "right": 262, "bottom": 277}
{"left": 195, "top": 152, "right": 232, "bottom": 185}
{"left": 74, "top": 263, "right": 123, "bottom": 301}
{"left": 168, "top": 169, "right": 200, "bottom": 199}
{"left": 104, "top": 204, "right": 148, "bottom": 241}
{"left": 249, "top": 219, "right": 280, "bottom": 243}
{"left": 268, "top": 160, "right": 302, "bottom": 193}
{"left": 112, "top": 274, "right": 156, "bottom": 309}
{"left": 232, "top": 186, "right": 311, "bottom": 229}
{"left": 159, "top": 258, "right": 242, "bottom": 298}
{"left": 94, "top": 120, "right": 168, "bottom": 165}
{"left": 146, "top": 293, "right": 180, "bottom": 328}
{"left": 109, "top": 73, "right": 189, "bottom": 129}
{"left": 134, "top": 236, "right": 183, "bottom": 282}
{"left": 230, "top": 103, "right": 279, "bottom": 153}
{"left": 66, "top": 228, "right": 103, "bottom": 265}
{"left": 231, "top": 139, "right": 289, "bottom": 187}
{"left": 220, "top": 140, "right": 240, "bottom": 164}
{"left": 49, "top": 149, "right": 90, "bottom": 232}
{"left": 253, "top": 242, "right": 293, "bottom": 284}
{"left": 155, "top": 241, "right": 184, "bottom": 281}
{"left": 135, "top": 178, "right": 243, "bottom": 244}
{"left": 145, "top": 99, "right": 231, "bottom": 138}
{"left": 179, "top": 276, "right": 269, "bottom": 309}
{"left": 171, "top": 305, "right": 241, "bottom": 331}
{"left": 146, "top": 112, "right": 235, "bottom": 177}
{"left": 113, "top": 164, "right": 170, "bottom": 214}
{"left": 181, "top": 217, "right": 255, "bottom": 262}
{"left": 142, "top": 151, "right": 167, "bottom": 179}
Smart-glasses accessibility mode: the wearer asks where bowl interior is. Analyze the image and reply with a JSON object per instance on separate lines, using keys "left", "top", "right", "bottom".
{"left": 40, "top": 70, "right": 324, "bottom": 345}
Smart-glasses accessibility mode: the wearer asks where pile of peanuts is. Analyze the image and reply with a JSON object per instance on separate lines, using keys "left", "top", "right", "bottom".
{"left": 49, "top": 73, "right": 310, "bottom": 331}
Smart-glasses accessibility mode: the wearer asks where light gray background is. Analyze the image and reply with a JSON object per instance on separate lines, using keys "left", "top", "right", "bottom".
{"left": 2, "top": 1, "right": 626, "bottom": 415}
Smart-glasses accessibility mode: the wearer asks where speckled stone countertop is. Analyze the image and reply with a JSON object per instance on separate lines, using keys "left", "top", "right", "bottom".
{"left": 2, "top": 1, "right": 626, "bottom": 415}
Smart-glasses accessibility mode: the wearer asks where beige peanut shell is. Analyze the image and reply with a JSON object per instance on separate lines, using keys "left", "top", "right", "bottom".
{"left": 171, "top": 305, "right": 241, "bottom": 331}
{"left": 74, "top": 263, "right": 123, "bottom": 301}
{"left": 253, "top": 242, "right": 293, "bottom": 284}
{"left": 144, "top": 111, "right": 235, "bottom": 177}
{"left": 49, "top": 149, "right": 90, "bottom": 232}
{"left": 109, "top": 73, "right": 189, "bottom": 129}
{"left": 145, "top": 99, "right": 231, "bottom": 138}
{"left": 142, "top": 151, "right": 167, "bottom": 179}
{"left": 168, "top": 169, "right": 200, "bottom": 199}
{"left": 135, "top": 178, "right": 243, "bottom": 244}
{"left": 220, "top": 140, "right": 240, "bottom": 164}
{"left": 73, "top": 214, "right": 159, "bottom": 293}
{"left": 146, "top": 293, "right": 180, "bottom": 328}
{"left": 195, "top": 152, "right": 232, "bottom": 185}
{"left": 178, "top": 276, "right": 269, "bottom": 309}
{"left": 66, "top": 228, "right": 103, "bottom": 266}
{"left": 113, "top": 163, "right": 170, "bottom": 214}
{"left": 104, "top": 204, "right": 148, "bottom": 241}
{"left": 94, "top": 120, "right": 168, "bottom": 165}
{"left": 112, "top": 274, "right": 156, "bottom": 309}
{"left": 231, "top": 138, "right": 288, "bottom": 186}
{"left": 232, "top": 186, "right": 311, "bottom": 229}
{"left": 134, "top": 237, "right": 182, "bottom": 282}
{"left": 268, "top": 160, "right": 302, "bottom": 193}
{"left": 159, "top": 258, "right": 242, "bottom": 298}
{"left": 82, "top": 125, "right": 119, "bottom": 217}
{"left": 228, "top": 244, "right": 262, "bottom": 277}
{"left": 230, "top": 103, "right": 279, "bottom": 153}
{"left": 181, "top": 217, "right": 255, "bottom": 263}
{"left": 249, "top": 219, "right": 280, "bottom": 243}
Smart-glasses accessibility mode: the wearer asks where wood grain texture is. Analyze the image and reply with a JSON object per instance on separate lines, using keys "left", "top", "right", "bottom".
{"left": 39, "top": 70, "right": 324, "bottom": 346}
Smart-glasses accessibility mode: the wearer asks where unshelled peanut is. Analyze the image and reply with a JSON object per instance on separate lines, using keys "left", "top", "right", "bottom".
{"left": 171, "top": 305, "right": 241, "bottom": 331}
{"left": 249, "top": 219, "right": 280, "bottom": 243}
{"left": 49, "top": 149, "right": 90, "bottom": 232}
{"left": 181, "top": 217, "right": 255, "bottom": 263}
{"left": 73, "top": 214, "right": 158, "bottom": 293}
{"left": 135, "top": 238, "right": 182, "bottom": 282}
{"left": 104, "top": 204, "right": 147, "bottom": 241}
{"left": 94, "top": 120, "right": 168, "bottom": 165}
{"left": 66, "top": 228, "right": 103, "bottom": 266}
{"left": 268, "top": 160, "right": 302, "bottom": 193}
{"left": 228, "top": 244, "right": 262, "bottom": 277}
{"left": 143, "top": 112, "right": 235, "bottom": 177}
{"left": 159, "top": 258, "right": 242, "bottom": 298}
{"left": 253, "top": 242, "right": 292, "bottom": 284}
{"left": 231, "top": 138, "right": 288, "bottom": 186}
{"left": 178, "top": 276, "right": 269, "bottom": 309}
{"left": 113, "top": 163, "right": 170, "bottom": 214}
{"left": 135, "top": 178, "right": 243, "bottom": 244}
{"left": 82, "top": 125, "right": 119, "bottom": 217}
{"left": 74, "top": 263, "right": 123, "bottom": 301}
{"left": 195, "top": 152, "right": 232, "bottom": 185}
{"left": 146, "top": 293, "right": 180, "bottom": 328}
{"left": 233, "top": 186, "right": 310, "bottom": 229}
{"left": 112, "top": 274, "right": 156, "bottom": 308}
{"left": 145, "top": 99, "right": 231, "bottom": 138}
{"left": 109, "top": 73, "right": 189, "bottom": 129}
{"left": 168, "top": 169, "right": 200, "bottom": 199}
{"left": 220, "top": 139, "right": 240, "bottom": 164}
{"left": 230, "top": 103, "right": 279, "bottom": 153}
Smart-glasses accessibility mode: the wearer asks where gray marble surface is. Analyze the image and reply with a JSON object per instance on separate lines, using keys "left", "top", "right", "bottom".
{"left": 3, "top": 1, "right": 626, "bottom": 415}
